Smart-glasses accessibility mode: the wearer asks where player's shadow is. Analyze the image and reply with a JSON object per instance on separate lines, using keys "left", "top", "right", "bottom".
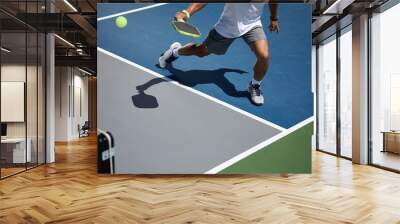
{"left": 132, "top": 65, "right": 249, "bottom": 108}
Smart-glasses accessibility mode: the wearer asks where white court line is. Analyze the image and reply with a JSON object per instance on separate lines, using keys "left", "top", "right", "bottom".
{"left": 98, "top": 47, "right": 287, "bottom": 132}
{"left": 205, "top": 116, "right": 314, "bottom": 174}
{"left": 97, "top": 3, "right": 168, "bottom": 21}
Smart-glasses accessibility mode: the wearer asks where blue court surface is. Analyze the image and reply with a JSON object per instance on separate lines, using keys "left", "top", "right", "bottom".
{"left": 98, "top": 3, "right": 313, "bottom": 129}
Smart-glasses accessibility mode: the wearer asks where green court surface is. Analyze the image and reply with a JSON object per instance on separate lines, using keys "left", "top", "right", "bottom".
{"left": 220, "top": 122, "right": 313, "bottom": 174}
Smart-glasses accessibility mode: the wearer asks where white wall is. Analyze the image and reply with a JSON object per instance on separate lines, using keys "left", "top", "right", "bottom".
{"left": 1, "top": 65, "right": 26, "bottom": 132}
{"left": 1, "top": 65, "right": 36, "bottom": 138}
{"left": 55, "top": 66, "right": 70, "bottom": 141}
{"left": 55, "top": 67, "right": 89, "bottom": 141}
{"left": 1, "top": 65, "right": 26, "bottom": 145}
{"left": 1, "top": 63, "right": 46, "bottom": 164}
{"left": 71, "top": 73, "right": 89, "bottom": 138}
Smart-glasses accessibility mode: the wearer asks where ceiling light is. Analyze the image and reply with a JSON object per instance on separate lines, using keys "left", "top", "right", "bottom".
{"left": 322, "top": 0, "right": 343, "bottom": 14}
{"left": 63, "top": 0, "right": 78, "bottom": 12}
{"left": 78, "top": 67, "right": 92, "bottom": 76}
{"left": 54, "top": 34, "right": 75, "bottom": 48}
{"left": 322, "top": 0, "right": 355, "bottom": 15}
{"left": 1, "top": 47, "right": 11, "bottom": 53}
{"left": 323, "top": 0, "right": 341, "bottom": 14}
{"left": 76, "top": 48, "right": 85, "bottom": 55}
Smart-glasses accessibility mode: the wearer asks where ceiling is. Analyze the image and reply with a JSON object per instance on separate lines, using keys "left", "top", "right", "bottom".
{"left": 0, "top": 0, "right": 98, "bottom": 74}
{"left": 312, "top": 0, "right": 391, "bottom": 43}
{"left": 1, "top": 0, "right": 395, "bottom": 74}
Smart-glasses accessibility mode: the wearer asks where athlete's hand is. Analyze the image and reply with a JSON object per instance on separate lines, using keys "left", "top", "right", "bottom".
{"left": 269, "top": 20, "right": 279, "bottom": 33}
{"left": 175, "top": 11, "right": 188, "bottom": 22}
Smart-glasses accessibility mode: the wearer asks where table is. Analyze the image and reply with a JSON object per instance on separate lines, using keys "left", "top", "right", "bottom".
{"left": 1, "top": 138, "right": 31, "bottom": 163}
{"left": 381, "top": 131, "right": 400, "bottom": 154}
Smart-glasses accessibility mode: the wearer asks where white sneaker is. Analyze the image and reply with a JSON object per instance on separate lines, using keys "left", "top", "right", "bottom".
{"left": 248, "top": 82, "right": 264, "bottom": 106}
{"left": 159, "top": 42, "right": 181, "bottom": 68}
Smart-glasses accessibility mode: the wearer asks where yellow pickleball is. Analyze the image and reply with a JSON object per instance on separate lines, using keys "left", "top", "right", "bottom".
{"left": 115, "top": 16, "right": 127, "bottom": 29}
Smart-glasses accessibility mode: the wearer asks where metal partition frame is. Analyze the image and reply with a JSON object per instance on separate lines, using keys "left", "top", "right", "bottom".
{"left": 0, "top": 1, "right": 47, "bottom": 180}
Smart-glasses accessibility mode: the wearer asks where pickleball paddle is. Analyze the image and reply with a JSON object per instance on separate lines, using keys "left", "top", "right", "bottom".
{"left": 172, "top": 19, "right": 201, "bottom": 38}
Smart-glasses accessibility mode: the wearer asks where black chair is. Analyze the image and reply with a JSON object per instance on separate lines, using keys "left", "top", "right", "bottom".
{"left": 79, "top": 121, "right": 90, "bottom": 138}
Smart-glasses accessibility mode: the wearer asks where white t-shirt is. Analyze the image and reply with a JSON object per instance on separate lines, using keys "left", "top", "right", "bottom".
{"left": 214, "top": 3, "right": 265, "bottom": 39}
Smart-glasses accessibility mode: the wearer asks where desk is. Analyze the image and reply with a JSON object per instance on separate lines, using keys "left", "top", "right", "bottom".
{"left": 1, "top": 138, "right": 31, "bottom": 163}
{"left": 382, "top": 131, "right": 400, "bottom": 154}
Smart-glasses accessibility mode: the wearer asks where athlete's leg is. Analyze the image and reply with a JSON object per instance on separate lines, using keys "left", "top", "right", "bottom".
{"left": 159, "top": 29, "right": 231, "bottom": 68}
{"left": 177, "top": 43, "right": 210, "bottom": 57}
{"left": 177, "top": 28, "right": 232, "bottom": 57}
{"left": 159, "top": 42, "right": 210, "bottom": 68}
{"left": 250, "top": 39, "right": 270, "bottom": 82}
{"left": 243, "top": 28, "right": 269, "bottom": 106}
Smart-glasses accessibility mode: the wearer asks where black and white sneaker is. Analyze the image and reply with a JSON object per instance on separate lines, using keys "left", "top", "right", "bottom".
{"left": 159, "top": 42, "right": 181, "bottom": 68}
{"left": 248, "top": 82, "right": 264, "bottom": 106}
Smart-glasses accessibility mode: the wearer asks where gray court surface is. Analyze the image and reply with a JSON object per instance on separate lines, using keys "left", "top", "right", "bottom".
{"left": 98, "top": 50, "right": 281, "bottom": 174}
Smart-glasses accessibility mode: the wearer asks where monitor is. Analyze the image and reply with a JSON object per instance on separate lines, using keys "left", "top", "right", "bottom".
{"left": 1, "top": 123, "right": 7, "bottom": 137}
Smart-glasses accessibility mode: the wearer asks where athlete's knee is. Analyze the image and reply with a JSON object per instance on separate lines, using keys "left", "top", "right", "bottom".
{"left": 195, "top": 45, "right": 210, "bottom": 57}
{"left": 256, "top": 51, "right": 269, "bottom": 63}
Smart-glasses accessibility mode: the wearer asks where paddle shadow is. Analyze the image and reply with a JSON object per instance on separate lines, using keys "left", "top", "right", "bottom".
{"left": 132, "top": 65, "right": 249, "bottom": 108}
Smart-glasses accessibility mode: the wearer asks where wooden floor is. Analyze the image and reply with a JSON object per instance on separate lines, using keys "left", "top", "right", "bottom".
{"left": 1, "top": 167, "right": 26, "bottom": 178}
{"left": 1, "top": 136, "right": 400, "bottom": 224}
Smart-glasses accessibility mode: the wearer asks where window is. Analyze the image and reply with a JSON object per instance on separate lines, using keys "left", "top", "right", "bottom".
{"left": 339, "top": 27, "right": 352, "bottom": 158}
{"left": 317, "top": 35, "right": 337, "bottom": 154}
{"left": 370, "top": 2, "right": 400, "bottom": 171}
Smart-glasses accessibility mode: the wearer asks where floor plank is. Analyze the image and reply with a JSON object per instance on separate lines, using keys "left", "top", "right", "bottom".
{"left": 0, "top": 135, "right": 399, "bottom": 224}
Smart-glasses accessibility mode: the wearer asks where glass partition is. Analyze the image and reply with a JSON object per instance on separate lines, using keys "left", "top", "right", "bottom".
{"left": 0, "top": 30, "right": 28, "bottom": 177}
{"left": 0, "top": 2, "right": 46, "bottom": 179}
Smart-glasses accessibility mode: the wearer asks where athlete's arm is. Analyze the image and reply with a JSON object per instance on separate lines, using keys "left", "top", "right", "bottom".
{"left": 268, "top": 2, "right": 279, "bottom": 32}
{"left": 175, "top": 3, "right": 208, "bottom": 21}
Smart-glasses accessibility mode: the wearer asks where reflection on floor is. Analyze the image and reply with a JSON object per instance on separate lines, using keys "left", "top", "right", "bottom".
{"left": 0, "top": 136, "right": 400, "bottom": 223}
{"left": 373, "top": 151, "right": 400, "bottom": 171}
{"left": 0, "top": 167, "right": 25, "bottom": 178}
{"left": 0, "top": 162, "right": 42, "bottom": 178}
